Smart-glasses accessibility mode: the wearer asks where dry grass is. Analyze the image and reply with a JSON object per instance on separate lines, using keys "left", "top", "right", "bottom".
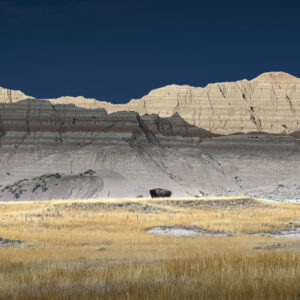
{"left": 0, "top": 196, "right": 299, "bottom": 299}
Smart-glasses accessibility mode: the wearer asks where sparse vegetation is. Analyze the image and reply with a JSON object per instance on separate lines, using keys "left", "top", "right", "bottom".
{"left": 0, "top": 236, "right": 22, "bottom": 246}
{"left": 136, "top": 194, "right": 143, "bottom": 198}
{"left": 36, "top": 173, "right": 62, "bottom": 180}
{"left": 32, "top": 183, "right": 40, "bottom": 193}
{"left": 1, "top": 174, "right": 63, "bottom": 197}
{"left": 0, "top": 197, "right": 299, "bottom": 298}
{"left": 83, "top": 169, "right": 96, "bottom": 175}
{"left": 253, "top": 242, "right": 284, "bottom": 250}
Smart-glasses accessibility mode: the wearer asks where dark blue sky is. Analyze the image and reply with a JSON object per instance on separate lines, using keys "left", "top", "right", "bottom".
{"left": 0, "top": 0, "right": 299, "bottom": 103}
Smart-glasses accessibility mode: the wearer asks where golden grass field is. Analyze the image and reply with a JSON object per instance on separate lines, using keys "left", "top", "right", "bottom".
{"left": 0, "top": 196, "right": 300, "bottom": 299}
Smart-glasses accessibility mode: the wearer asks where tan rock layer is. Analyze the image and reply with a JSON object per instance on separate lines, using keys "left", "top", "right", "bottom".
{"left": 2, "top": 71, "right": 300, "bottom": 134}
{"left": 0, "top": 87, "right": 33, "bottom": 103}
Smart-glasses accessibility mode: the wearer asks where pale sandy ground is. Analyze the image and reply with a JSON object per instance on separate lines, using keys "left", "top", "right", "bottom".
{"left": 1, "top": 134, "right": 300, "bottom": 201}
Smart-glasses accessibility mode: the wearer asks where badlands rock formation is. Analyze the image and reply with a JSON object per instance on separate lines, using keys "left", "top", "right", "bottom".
{"left": 2, "top": 72, "right": 300, "bottom": 135}
{"left": 0, "top": 99, "right": 221, "bottom": 200}
{"left": 0, "top": 86, "right": 33, "bottom": 103}
{"left": 0, "top": 72, "right": 300, "bottom": 200}
{"left": 44, "top": 71, "right": 300, "bottom": 134}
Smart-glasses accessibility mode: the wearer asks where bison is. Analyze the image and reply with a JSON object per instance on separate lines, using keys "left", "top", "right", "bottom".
{"left": 149, "top": 188, "right": 172, "bottom": 198}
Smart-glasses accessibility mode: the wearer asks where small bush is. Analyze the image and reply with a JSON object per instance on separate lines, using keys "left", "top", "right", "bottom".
{"left": 83, "top": 169, "right": 96, "bottom": 175}
{"left": 136, "top": 195, "right": 143, "bottom": 198}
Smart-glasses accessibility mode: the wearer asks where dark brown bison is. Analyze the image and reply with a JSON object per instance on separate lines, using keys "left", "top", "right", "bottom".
{"left": 149, "top": 188, "right": 172, "bottom": 198}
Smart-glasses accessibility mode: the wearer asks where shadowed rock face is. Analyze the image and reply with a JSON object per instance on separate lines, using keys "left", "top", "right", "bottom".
{"left": 0, "top": 99, "right": 300, "bottom": 201}
{"left": 0, "top": 99, "right": 216, "bottom": 149}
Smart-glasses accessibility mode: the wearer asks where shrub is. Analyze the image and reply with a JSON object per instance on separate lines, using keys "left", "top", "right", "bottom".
{"left": 37, "top": 173, "right": 62, "bottom": 180}
{"left": 83, "top": 169, "right": 96, "bottom": 175}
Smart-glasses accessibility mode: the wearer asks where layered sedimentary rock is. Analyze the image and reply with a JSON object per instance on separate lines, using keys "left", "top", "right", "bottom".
{"left": 0, "top": 99, "right": 300, "bottom": 200}
{"left": 2, "top": 72, "right": 300, "bottom": 135}
{"left": 0, "top": 99, "right": 222, "bottom": 199}
{"left": 0, "top": 86, "right": 33, "bottom": 103}
{"left": 126, "top": 72, "right": 300, "bottom": 134}
{"left": 1, "top": 72, "right": 300, "bottom": 200}
{"left": 40, "top": 72, "right": 300, "bottom": 134}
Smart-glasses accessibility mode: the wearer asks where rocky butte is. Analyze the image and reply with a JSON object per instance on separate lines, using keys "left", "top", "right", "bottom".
{"left": 0, "top": 71, "right": 300, "bottom": 201}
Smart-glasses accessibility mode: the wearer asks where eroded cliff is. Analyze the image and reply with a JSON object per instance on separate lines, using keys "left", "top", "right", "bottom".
{"left": 1, "top": 73, "right": 300, "bottom": 200}
{"left": 2, "top": 72, "right": 300, "bottom": 135}
{"left": 0, "top": 99, "right": 300, "bottom": 200}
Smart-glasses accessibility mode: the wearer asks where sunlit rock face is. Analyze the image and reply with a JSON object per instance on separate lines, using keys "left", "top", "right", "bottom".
{"left": 3, "top": 71, "right": 298, "bottom": 135}
{"left": 117, "top": 72, "right": 300, "bottom": 134}
{"left": 0, "top": 86, "right": 33, "bottom": 103}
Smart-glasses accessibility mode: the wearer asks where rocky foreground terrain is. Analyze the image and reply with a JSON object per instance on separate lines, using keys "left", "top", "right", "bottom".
{"left": 0, "top": 72, "right": 300, "bottom": 201}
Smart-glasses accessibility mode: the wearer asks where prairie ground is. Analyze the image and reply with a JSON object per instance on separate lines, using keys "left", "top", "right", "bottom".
{"left": 0, "top": 196, "right": 300, "bottom": 299}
